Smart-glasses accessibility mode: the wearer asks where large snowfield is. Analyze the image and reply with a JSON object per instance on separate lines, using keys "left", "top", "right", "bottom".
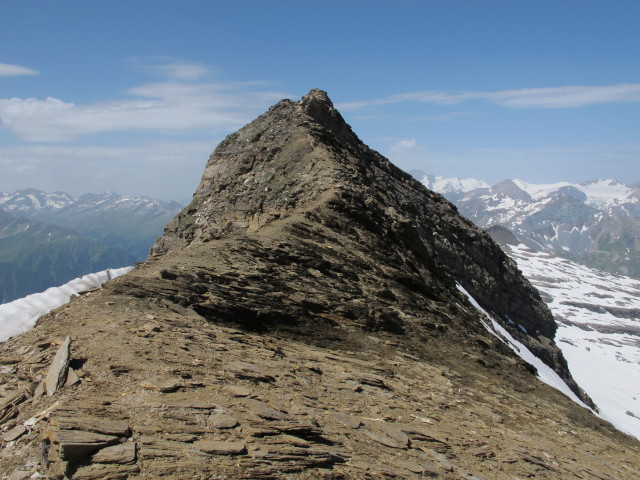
{"left": 507, "top": 244, "right": 640, "bottom": 440}
{"left": 0, "top": 267, "right": 132, "bottom": 342}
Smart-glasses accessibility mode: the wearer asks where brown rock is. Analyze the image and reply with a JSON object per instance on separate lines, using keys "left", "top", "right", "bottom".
{"left": 91, "top": 442, "right": 136, "bottom": 464}
{"left": 331, "top": 412, "right": 362, "bottom": 429}
{"left": 223, "top": 385, "right": 252, "bottom": 397}
{"left": 207, "top": 412, "right": 239, "bottom": 429}
{"left": 193, "top": 440, "right": 246, "bottom": 455}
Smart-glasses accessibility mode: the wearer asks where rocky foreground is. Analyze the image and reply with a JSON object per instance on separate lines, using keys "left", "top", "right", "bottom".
{"left": 1, "top": 90, "right": 639, "bottom": 479}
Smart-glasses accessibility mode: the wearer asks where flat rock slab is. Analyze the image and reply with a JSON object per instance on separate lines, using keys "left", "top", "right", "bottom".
{"left": 367, "top": 420, "right": 409, "bottom": 447}
{"left": 44, "top": 336, "right": 71, "bottom": 396}
{"left": 71, "top": 463, "right": 139, "bottom": 480}
{"left": 363, "top": 429, "right": 408, "bottom": 449}
{"left": 331, "top": 412, "right": 362, "bottom": 429}
{"left": 193, "top": 440, "right": 246, "bottom": 455}
{"left": 143, "top": 394, "right": 217, "bottom": 409}
{"left": 1, "top": 424, "right": 27, "bottom": 442}
{"left": 91, "top": 441, "right": 136, "bottom": 464}
{"left": 52, "top": 429, "right": 120, "bottom": 460}
{"left": 223, "top": 385, "right": 252, "bottom": 397}
{"left": 51, "top": 415, "right": 130, "bottom": 436}
{"left": 244, "top": 398, "right": 289, "bottom": 420}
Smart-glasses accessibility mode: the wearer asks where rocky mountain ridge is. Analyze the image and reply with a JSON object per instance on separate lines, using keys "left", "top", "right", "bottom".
{"left": 414, "top": 173, "right": 640, "bottom": 278}
{"left": 1, "top": 90, "right": 638, "bottom": 479}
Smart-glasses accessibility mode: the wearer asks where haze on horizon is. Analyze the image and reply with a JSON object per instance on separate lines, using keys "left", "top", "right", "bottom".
{"left": 1, "top": 1, "right": 638, "bottom": 203}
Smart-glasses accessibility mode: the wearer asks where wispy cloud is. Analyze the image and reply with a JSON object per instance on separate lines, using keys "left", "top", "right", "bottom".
{"left": 0, "top": 63, "right": 38, "bottom": 77}
{"left": 0, "top": 64, "right": 291, "bottom": 141}
{"left": 0, "top": 140, "right": 216, "bottom": 199}
{"left": 140, "top": 62, "right": 212, "bottom": 81}
{"left": 339, "top": 84, "right": 640, "bottom": 110}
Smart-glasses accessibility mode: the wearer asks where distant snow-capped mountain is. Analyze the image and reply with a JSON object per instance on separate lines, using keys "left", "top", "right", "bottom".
{"left": 0, "top": 189, "right": 182, "bottom": 259}
{"left": 492, "top": 235, "right": 640, "bottom": 440}
{"left": 0, "top": 188, "right": 75, "bottom": 213}
{"left": 417, "top": 174, "right": 640, "bottom": 278}
{"left": 412, "top": 171, "right": 490, "bottom": 196}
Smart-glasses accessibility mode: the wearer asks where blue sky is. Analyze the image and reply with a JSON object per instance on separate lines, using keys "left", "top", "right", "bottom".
{"left": 1, "top": 0, "right": 639, "bottom": 202}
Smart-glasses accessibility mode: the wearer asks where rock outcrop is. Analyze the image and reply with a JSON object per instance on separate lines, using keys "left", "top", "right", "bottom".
{"left": 1, "top": 90, "right": 638, "bottom": 479}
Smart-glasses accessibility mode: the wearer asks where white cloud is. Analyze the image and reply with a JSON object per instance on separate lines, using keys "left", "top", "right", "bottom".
{"left": 142, "top": 63, "right": 211, "bottom": 80}
{"left": 387, "top": 138, "right": 427, "bottom": 163}
{"left": 339, "top": 84, "right": 640, "bottom": 110}
{"left": 0, "top": 63, "right": 38, "bottom": 77}
{"left": 0, "top": 80, "right": 291, "bottom": 142}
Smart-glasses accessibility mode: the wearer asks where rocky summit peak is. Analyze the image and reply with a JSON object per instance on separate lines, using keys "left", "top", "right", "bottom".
{"left": 1, "top": 91, "right": 638, "bottom": 479}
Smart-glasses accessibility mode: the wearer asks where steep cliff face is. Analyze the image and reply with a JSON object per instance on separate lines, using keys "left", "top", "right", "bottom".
{"left": 153, "top": 89, "right": 572, "bottom": 393}
{"left": 2, "top": 90, "right": 638, "bottom": 480}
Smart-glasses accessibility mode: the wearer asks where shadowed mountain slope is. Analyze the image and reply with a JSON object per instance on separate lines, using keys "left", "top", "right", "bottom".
{"left": 1, "top": 90, "right": 638, "bottom": 479}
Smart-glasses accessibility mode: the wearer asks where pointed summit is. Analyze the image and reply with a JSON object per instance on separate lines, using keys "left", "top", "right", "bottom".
{"left": 152, "top": 89, "right": 579, "bottom": 398}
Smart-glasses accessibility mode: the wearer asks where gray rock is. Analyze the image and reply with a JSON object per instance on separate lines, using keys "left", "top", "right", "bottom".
{"left": 44, "top": 336, "right": 71, "bottom": 396}
{"left": 1, "top": 424, "right": 27, "bottom": 442}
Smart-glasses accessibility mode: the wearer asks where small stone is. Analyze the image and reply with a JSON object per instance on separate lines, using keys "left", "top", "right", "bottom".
{"left": 280, "top": 434, "right": 310, "bottom": 447}
{"left": 223, "top": 385, "right": 252, "bottom": 397}
{"left": 65, "top": 368, "right": 80, "bottom": 387}
{"left": 44, "top": 336, "right": 71, "bottom": 396}
{"left": 2, "top": 424, "right": 27, "bottom": 442}
{"left": 331, "top": 412, "right": 362, "bottom": 429}
{"left": 193, "top": 440, "right": 246, "bottom": 455}
{"left": 207, "top": 413, "right": 239, "bottom": 429}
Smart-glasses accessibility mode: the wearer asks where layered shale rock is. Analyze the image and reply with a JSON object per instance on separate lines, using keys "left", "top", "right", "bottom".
{"left": 1, "top": 90, "right": 638, "bottom": 479}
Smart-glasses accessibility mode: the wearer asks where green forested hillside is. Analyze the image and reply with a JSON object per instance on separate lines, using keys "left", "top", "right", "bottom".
{"left": 0, "top": 211, "right": 135, "bottom": 303}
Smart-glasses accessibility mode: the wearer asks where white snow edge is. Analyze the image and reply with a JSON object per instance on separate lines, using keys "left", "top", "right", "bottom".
{"left": 0, "top": 267, "right": 133, "bottom": 342}
{"left": 456, "top": 282, "right": 590, "bottom": 409}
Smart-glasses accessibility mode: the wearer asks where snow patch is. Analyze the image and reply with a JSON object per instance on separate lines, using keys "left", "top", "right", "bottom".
{"left": 0, "top": 267, "right": 133, "bottom": 342}
{"left": 456, "top": 283, "right": 589, "bottom": 408}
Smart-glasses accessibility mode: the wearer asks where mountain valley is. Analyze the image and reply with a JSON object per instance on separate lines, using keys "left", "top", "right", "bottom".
{"left": 0, "top": 190, "right": 181, "bottom": 303}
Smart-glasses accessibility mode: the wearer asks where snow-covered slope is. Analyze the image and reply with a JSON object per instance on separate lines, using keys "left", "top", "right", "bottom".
{"left": 0, "top": 267, "right": 132, "bottom": 342}
{"left": 502, "top": 243, "right": 640, "bottom": 440}
{"left": 0, "top": 188, "right": 75, "bottom": 213}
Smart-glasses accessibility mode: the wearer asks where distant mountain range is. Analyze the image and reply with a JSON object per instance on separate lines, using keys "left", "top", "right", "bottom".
{"left": 412, "top": 171, "right": 640, "bottom": 278}
{"left": 0, "top": 189, "right": 181, "bottom": 303}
